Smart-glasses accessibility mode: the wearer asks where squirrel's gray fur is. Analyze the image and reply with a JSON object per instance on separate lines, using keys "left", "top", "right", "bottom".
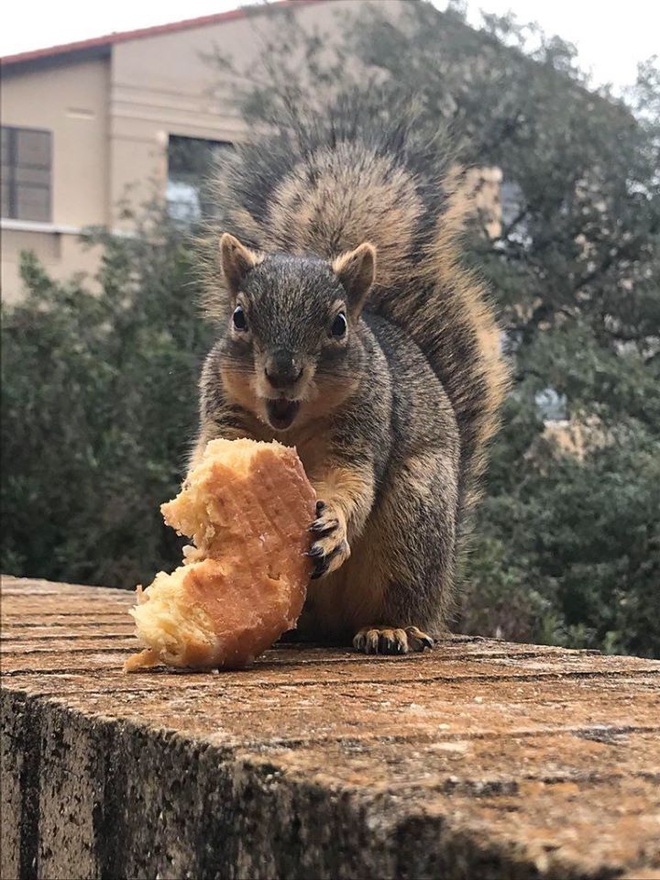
{"left": 193, "top": 100, "right": 508, "bottom": 653}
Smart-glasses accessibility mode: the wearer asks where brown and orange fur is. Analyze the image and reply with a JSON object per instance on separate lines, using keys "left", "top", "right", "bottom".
{"left": 191, "top": 103, "right": 509, "bottom": 654}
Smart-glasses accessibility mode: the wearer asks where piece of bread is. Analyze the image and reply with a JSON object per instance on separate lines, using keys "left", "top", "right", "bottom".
{"left": 124, "top": 439, "right": 316, "bottom": 671}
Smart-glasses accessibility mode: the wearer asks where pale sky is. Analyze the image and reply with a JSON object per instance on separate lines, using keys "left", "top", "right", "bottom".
{"left": 1, "top": 0, "right": 658, "bottom": 92}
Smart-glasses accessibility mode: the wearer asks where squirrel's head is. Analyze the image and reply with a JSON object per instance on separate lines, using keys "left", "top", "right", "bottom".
{"left": 218, "top": 232, "right": 376, "bottom": 433}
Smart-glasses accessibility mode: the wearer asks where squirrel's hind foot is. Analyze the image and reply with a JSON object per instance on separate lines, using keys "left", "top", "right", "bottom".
{"left": 353, "top": 626, "right": 434, "bottom": 655}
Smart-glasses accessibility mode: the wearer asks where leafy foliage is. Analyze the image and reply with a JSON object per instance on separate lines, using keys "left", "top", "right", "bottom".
{"left": 1, "top": 211, "right": 212, "bottom": 587}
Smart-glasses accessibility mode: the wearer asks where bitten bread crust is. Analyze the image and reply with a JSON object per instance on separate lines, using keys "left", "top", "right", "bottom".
{"left": 125, "top": 439, "right": 316, "bottom": 671}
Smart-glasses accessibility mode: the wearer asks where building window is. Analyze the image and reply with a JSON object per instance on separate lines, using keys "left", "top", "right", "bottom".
{"left": 167, "top": 135, "right": 233, "bottom": 223}
{"left": 1, "top": 126, "right": 52, "bottom": 222}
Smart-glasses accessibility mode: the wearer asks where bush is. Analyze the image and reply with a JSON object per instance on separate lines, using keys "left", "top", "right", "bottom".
{"left": 1, "top": 213, "right": 212, "bottom": 588}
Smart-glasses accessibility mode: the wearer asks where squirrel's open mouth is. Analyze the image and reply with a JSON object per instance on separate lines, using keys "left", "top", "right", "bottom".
{"left": 265, "top": 399, "right": 300, "bottom": 431}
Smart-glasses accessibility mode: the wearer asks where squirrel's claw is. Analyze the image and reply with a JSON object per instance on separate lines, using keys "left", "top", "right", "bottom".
{"left": 308, "top": 517, "right": 339, "bottom": 537}
{"left": 405, "top": 625, "right": 435, "bottom": 651}
{"left": 353, "top": 626, "right": 435, "bottom": 655}
{"left": 308, "top": 538, "right": 350, "bottom": 579}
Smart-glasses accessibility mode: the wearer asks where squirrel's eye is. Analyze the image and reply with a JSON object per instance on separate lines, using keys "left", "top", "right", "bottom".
{"left": 330, "top": 312, "right": 347, "bottom": 339}
{"left": 232, "top": 305, "right": 248, "bottom": 331}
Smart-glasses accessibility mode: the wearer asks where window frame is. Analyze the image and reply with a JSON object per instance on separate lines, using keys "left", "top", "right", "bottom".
{"left": 166, "top": 133, "right": 233, "bottom": 224}
{"left": 1, "top": 125, "right": 53, "bottom": 223}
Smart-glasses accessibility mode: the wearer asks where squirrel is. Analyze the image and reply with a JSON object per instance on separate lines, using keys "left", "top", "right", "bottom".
{"left": 190, "top": 104, "right": 509, "bottom": 655}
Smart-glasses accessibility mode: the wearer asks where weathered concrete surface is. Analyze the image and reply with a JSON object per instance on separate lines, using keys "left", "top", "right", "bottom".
{"left": 1, "top": 575, "right": 659, "bottom": 880}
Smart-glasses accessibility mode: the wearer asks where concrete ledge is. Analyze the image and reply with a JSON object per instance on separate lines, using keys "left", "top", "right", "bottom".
{"left": 2, "top": 574, "right": 659, "bottom": 879}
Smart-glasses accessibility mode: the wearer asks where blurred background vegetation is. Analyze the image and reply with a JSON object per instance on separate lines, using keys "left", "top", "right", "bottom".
{"left": 2, "top": 2, "right": 659, "bottom": 656}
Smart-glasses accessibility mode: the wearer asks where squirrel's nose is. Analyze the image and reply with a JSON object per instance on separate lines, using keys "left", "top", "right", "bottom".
{"left": 265, "top": 350, "right": 303, "bottom": 389}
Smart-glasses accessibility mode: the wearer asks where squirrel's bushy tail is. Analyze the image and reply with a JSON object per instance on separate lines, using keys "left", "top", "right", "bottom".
{"left": 206, "top": 99, "right": 509, "bottom": 517}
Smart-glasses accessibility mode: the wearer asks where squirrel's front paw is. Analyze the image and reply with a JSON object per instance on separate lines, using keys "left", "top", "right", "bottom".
{"left": 308, "top": 500, "right": 350, "bottom": 579}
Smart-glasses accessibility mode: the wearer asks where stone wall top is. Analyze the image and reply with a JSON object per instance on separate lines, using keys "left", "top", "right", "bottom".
{"left": 2, "top": 574, "right": 659, "bottom": 879}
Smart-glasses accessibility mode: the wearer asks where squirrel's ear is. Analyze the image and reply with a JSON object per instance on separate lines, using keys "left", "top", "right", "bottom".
{"left": 219, "top": 233, "right": 260, "bottom": 292}
{"left": 332, "top": 243, "right": 376, "bottom": 316}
